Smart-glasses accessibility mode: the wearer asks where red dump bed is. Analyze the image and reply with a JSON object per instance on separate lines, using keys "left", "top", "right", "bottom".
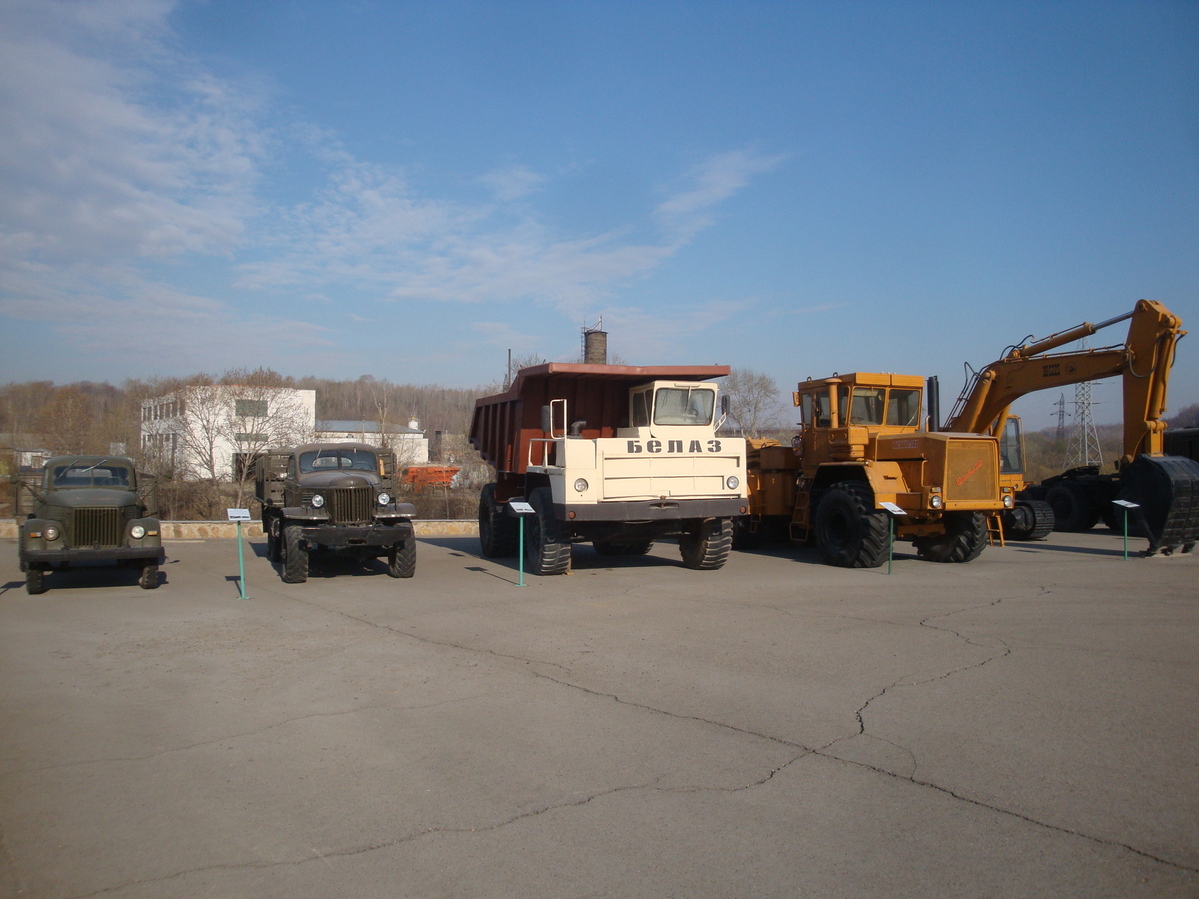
{"left": 469, "top": 363, "right": 729, "bottom": 476}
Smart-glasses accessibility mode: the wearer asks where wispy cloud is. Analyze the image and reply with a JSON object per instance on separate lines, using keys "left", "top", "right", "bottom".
{"left": 654, "top": 149, "right": 787, "bottom": 241}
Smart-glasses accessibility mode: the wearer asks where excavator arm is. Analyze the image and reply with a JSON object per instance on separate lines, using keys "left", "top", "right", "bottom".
{"left": 945, "top": 299, "right": 1184, "bottom": 465}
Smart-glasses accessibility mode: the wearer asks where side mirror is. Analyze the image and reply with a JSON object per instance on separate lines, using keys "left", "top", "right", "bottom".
{"left": 540, "top": 404, "right": 552, "bottom": 434}
{"left": 721, "top": 395, "right": 730, "bottom": 415}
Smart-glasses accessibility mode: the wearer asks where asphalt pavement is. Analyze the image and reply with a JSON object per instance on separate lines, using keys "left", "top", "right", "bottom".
{"left": 1, "top": 529, "right": 1196, "bottom": 898}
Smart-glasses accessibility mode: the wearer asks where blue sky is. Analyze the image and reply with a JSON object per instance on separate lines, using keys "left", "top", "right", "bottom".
{"left": 1, "top": 0, "right": 1196, "bottom": 428}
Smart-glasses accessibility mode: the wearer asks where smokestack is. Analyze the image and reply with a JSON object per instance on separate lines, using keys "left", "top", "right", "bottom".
{"left": 583, "top": 327, "right": 607, "bottom": 364}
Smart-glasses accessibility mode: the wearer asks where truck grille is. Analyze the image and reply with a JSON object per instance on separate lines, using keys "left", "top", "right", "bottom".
{"left": 944, "top": 440, "right": 998, "bottom": 502}
{"left": 71, "top": 508, "right": 124, "bottom": 548}
{"left": 326, "top": 488, "right": 374, "bottom": 525}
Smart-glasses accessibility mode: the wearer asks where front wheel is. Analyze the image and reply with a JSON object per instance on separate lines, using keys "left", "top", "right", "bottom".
{"left": 138, "top": 563, "right": 160, "bottom": 590}
{"left": 25, "top": 566, "right": 47, "bottom": 595}
{"left": 914, "top": 512, "right": 988, "bottom": 563}
{"left": 813, "top": 482, "right": 888, "bottom": 568}
{"left": 679, "top": 519, "right": 733, "bottom": 570}
{"left": 527, "top": 487, "right": 571, "bottom": 575}
{"left": 282, "top": 525, "right": 308, "bottom": 584}
{"left": 387, "top": 539, "right": 416, "bottom": 578}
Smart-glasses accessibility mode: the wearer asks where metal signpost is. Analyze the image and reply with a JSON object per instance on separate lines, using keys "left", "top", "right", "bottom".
{"left": 508, "top": 500, "right": 535, "bottom": 586}
{"left": 227, "top": 508, "right": 252, "bottom": 599}
{"left": 1112, "top": 499, "right": 1139, "bottom": 560}
{"left": 880, "top": 502, "right": 907, "bottom": 575}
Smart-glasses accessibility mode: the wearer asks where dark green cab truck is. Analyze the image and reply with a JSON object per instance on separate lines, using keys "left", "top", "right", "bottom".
{"left": 255, "top": 442, "right": 417, "bottom": 583}
{"left": 18, "top": 456, "right": 165, "bottom": 594}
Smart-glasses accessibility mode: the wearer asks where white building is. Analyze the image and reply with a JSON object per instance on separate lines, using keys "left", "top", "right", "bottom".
{"left": 314, "top": 419, "right": 429, "bottom": 465}
{"left": 141, "top": 386, "right": 316, "bottom": 480}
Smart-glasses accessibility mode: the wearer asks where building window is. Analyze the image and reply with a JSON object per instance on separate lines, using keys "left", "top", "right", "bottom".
{"left": 235, "top": 399, "right": 269, "bottom": 418}
{"left": 234, "top": 433, "right": 269, "bottom": 443}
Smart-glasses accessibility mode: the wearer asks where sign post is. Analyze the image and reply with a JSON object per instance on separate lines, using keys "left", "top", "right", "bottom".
{"left": 507, "top": 500, "right": 535, "bottom": 586}
{"left": 880, "top": 502, "right": 907, "bottom": 575}
{"left": 227, "top": 509, "right": 252, "bottom": 599}
{"left": 1112, "top": 499, "right": 1139, "bottom": 560}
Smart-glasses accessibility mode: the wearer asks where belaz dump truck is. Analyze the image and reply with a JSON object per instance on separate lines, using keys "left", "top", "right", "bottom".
{"left": 470, "top": 363, "right": 749, "bottom": 575}
{"left": 255, "top": 442, "right": 417, "bottom": 583}
{"left": 18, "top": 455, "right": 165, "bottom": 594}
{"left": 743, "top": 372, "right": 1012, "bottom": 568}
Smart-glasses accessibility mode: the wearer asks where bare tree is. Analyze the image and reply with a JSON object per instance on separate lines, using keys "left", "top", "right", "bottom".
{"left": 722, "top": 368, "right": 787, "bottom": 438}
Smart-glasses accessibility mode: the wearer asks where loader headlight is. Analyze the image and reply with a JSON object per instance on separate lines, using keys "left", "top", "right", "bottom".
{"left": 310, "top": 493, "right": 325, "bottom": 508}
{"left": 1003, "top": 494, "right": 1015, "bottom": 509}
{"left": 43, "top": 525, "right": 60, "bottom": 542}
{"left": 574, "top": 478, "right": 589, "bottom": 493}
{"left": 130, "top": 525, "right": 146, "bottom": 539}
{"left": 930, "top": 495, "right": 944, "bottom": 509}
{"left": 377, "top": 492, "right": 391, "bottom": 506}
{"left": 726, "top": 476, "right": 740, "bottom": 491}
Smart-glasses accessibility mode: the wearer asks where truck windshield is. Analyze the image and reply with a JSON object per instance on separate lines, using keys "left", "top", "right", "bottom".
{"left": 1000, "top": 418, "right": 1024, "bottom": 474}
{"left": 298, "top": 449, "right": 379, "bottom": 473}
{"left": 49, "top": 462, "right": 132, "bottom": 488}
{"left": 887, "top": 388, "right": 922, "bottom": 426}
{"left": 653, "top": 387, "right": 715, "bottom": 425}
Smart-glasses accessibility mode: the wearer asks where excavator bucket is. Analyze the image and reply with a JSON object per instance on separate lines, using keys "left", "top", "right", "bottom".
{"left": 1116, "top": 455, "right": 1199, "bottom": 554}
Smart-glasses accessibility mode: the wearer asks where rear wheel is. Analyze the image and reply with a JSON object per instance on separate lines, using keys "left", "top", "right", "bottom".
{"left": 813, "top": 482, "right": 888, "bottom": 568}
{"left": 478, "top": 483, "right": 518, "bottom": 558}
{"left": 266, "top": 514, "right": 282, "bottom": 563}
{"left": 914, "top": 512, "right": 988, "bottom": 563}
{"left": 527, "top": 487, "right": 571, "bottom": 575}
{"left": 282, "top": 525, "right": 308, "bottom": 584}
{"left": 679, "top": 518, "right": 733, "bottom": 570}
{"left": 387, "top": 539, "right": 416, "bottom": 578}
{"left": 25, "top": 567, "right": 47, "bottom": 595}
{"left": 1047, "top": 483, "right": 1099, "bottom": 531}
{"left": 138, "top": 563, "right": 159, "bottom": 590}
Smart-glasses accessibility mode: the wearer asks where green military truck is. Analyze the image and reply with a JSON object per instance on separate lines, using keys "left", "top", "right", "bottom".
{"left": 18, "top": 455, "right": 165, "bottom": 594}
{"left": 255, "top": 442, "right": 417, "bottom": 583}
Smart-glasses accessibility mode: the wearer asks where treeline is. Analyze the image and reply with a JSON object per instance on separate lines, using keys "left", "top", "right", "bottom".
{"left": 0, "top": 370, "right": 482, "bottom": 459}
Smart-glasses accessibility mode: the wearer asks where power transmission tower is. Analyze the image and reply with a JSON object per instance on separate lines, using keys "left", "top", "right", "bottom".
{"left": 1063, "top": 341, "right": 1102, "bottom": 470}
{"left": 1053, "top": 393, "right": 1067, "bottom": 442}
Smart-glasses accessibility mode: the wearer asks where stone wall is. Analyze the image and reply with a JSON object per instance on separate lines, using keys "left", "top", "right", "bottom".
{"left": 0, "top": 520, "right": 478, "bottom": 540}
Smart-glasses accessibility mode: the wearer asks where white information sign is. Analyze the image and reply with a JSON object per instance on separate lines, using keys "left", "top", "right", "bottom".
{"left": 226, "top": 508, "right": 252, "bottom": 522}
{"left": 1112, "top": 499, "right": 1140, "bottom": 509}
{"left": 880, "top": 502, "right": 906, "bottom": 516}
{"left": 508, "top": 500, "right": 535, "bottom": 515}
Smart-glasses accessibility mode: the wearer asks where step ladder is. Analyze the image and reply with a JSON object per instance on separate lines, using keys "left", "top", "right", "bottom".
{"left": 986, "top": 513, "right": 1005, "bottom": 547}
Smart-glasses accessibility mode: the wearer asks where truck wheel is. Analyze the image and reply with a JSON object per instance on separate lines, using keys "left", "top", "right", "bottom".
{"left": 138, "top": 563, "right": 160, "bottom": 590}
{"left": 25, "top": 567, "right": 47, "bottom": 595}
{"left": 387, "top": 539, "right": 416, "bottom": 578}
{"left": 527, "top": 487, "right": 571, "bottom": 575}
{"left": 1047, "top": 484, "right": 1099, "bottom": 532}
{"left": 282, "top": 525, "right": 308, "bottom": 584}
{"left": 679, "top": 518, "right": 733, "bottom": 570}
{"left": 266, "top": 514, "right": 282, "bottom": 563}
{"left": 914, "top": 512, "right": 988, "bottom": 563}
{"left": 813, "top": 482, "right": 888, "bottom": 568}
{"left": 478, "top": 483, "right": 518, "bottom": 558}
{"left": 1003, "top": 499, "right": 1054, "bottom": 540}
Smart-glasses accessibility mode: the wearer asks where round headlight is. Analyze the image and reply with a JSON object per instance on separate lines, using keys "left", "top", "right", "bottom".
{"left": 726, "top": 476, "right": 740, "bottom": 491}
{"left": 130, "top": 525, "right": 146, "bottom": 539}
{"left": 310, "top": 493, "right": 325, "bottom": 508}
{"left": 930, "top": 494, "right": 944, "bottom": 509}
{"left": 1003, "top": 494, "right": 1015, "bottom": 509}
{"left": 574, "top": 478, "right": 589, "bottom": 493}
{"left": 43, "top": 525, "right": 60, "bottom": 542}
{"left": 377, "top": 492, "right": 391, "bottom": 506}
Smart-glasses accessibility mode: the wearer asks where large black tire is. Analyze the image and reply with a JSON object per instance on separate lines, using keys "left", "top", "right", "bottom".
{"left": 139, "top": 563, "right": 160, "bottom": 590}
{"left": 387, "top": 539, "right": 416, "bottom": 578}
{"left": 478, "top": 483, "right": 518, "bottom": 558}
{"left": 593, "top": 540, "right": 654, "bottom": 556}
{"left": 679, "top": 518, "right": 733, "bottom": 570}
{"left": 25, "top": 567, "right": 47, "bottom": 595}
{"left": 527, "top": 487, "right": 572, "bottom": 575}
{"left": 282, "top": 525, "right": 308, "bottom": 584}
{"left": 266, "top": 514, "right": 282, "bottom": 563}
{"left": 813, "top": 482, "right": 889, "bottom": 568}
{"left": 1003, "top": 499, "right": 1055, "bottom": 540}
{"left": 914, "top": 512, "right": 988, "bottom": 563}
{"left": 1047, "top": 483, "right": 1099, "bottom": 532}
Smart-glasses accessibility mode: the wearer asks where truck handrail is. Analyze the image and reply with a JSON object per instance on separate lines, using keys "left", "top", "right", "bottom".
{"left": 527, "top": 438, "right": 560, "bottom": 469}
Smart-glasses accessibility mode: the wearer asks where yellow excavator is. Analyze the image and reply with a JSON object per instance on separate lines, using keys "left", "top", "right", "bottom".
{"left": 940, "top": 299, "right": 1199, "bottom": 554}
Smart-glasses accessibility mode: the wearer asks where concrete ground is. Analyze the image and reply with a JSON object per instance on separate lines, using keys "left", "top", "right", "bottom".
{"left": 0, "top": 529, "right": 1195, "bottom": 898}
